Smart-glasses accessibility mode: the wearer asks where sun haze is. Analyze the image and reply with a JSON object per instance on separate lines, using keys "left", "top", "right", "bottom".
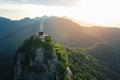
{"left": 0, "top": 0, "right": 120, "bottom": 27}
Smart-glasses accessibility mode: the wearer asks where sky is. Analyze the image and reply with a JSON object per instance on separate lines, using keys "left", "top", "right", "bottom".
{"left": 0, "top": 0, "right": 120, "bottom": 27}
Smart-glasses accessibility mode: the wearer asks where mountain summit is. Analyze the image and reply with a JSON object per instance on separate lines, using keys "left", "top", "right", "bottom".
{"left": 14, "top": 34, "right": 70, "bottom": 80}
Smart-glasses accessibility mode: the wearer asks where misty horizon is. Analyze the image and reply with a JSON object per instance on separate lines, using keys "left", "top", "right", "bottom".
{"left": 0, "top": 0, "right": 120, "bottom": 27}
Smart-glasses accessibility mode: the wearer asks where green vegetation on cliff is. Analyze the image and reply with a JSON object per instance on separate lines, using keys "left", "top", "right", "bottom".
{"left": 15, "top": 35, "right": 119, "bottom": 80}
{"left": 15, "top": 35, "right": 70, "bottom": 80}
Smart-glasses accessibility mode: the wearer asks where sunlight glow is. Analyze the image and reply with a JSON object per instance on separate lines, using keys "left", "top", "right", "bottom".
{"left": 0, "top": 0, "right": 120, "bottom": 27}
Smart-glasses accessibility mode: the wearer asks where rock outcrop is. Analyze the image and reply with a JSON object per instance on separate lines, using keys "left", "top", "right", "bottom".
{"left": 14, "top": 35, "right": 71, "bottom": 80}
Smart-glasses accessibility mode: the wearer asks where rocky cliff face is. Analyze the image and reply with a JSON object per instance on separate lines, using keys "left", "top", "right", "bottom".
{"left": 14, "top": 34, "right": 71, "bottom": 80}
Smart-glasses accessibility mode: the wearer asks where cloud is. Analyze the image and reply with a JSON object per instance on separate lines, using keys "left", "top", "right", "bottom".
{"left": 0, "top": 0, "right": 80, "bottom": 6}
